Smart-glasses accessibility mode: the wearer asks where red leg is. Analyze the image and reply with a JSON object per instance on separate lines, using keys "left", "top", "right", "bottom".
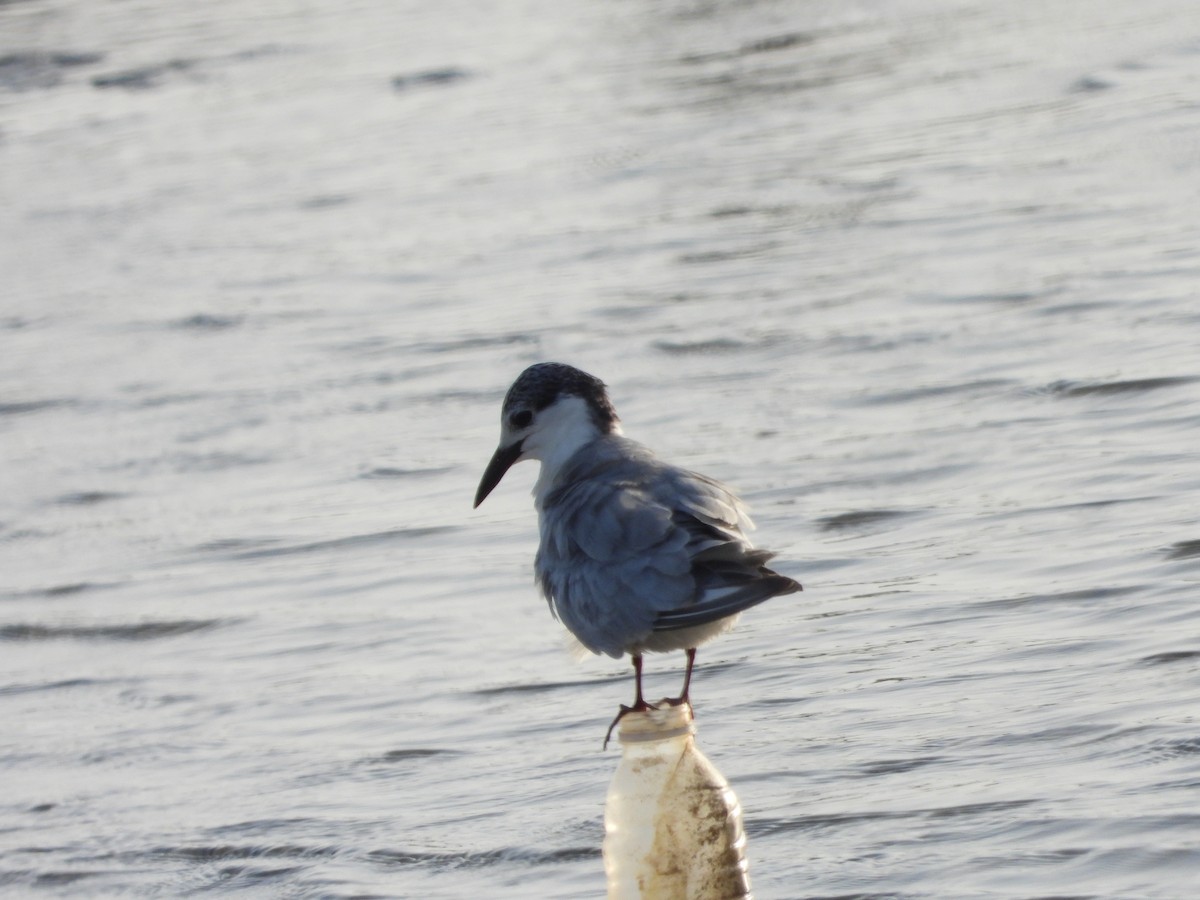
{"left": 631, "top": 654, "right": 648, "bottom": 709}
{"left": 680, "top": 647, "right": 696, "bottom": 703}
{"left": 604, "top": 654, "right": 653, "bottom": 748}
{"left": 665, "top": 648, "right": 696, "bottom": 707}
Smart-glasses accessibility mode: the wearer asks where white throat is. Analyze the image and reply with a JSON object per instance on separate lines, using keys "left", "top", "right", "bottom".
{"left": 524, "top": 396, "right": 622, "bottom": 506}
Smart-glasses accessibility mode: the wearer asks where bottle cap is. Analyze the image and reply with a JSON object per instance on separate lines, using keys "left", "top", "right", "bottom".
{"left": 617, "top": 703, "right": 696, "bottom": 743}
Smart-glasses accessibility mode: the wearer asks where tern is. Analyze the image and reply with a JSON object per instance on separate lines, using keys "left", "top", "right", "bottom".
{"left": 474, "top": 363, "right": 801, "bottom": 736}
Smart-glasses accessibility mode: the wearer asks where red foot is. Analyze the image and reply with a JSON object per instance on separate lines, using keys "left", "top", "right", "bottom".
{"left": 603, "top": 700, "right": 655, "bottom": 750}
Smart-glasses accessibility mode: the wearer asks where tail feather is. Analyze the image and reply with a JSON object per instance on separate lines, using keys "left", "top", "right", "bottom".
{"left": 652, "top": 573, "right": 801, "bottom": 632}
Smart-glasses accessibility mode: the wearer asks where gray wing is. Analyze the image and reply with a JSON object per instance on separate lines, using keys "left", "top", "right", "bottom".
{"left": 536, "top": 439, "right": 799, "bottom": 658}
{"left": 537, "top": 470, "right": 692, "bottom": 658}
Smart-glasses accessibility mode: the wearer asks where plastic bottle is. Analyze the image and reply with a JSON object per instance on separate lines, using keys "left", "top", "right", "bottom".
{"left": 603, "top": 703, "right": 752, "bottom": 899}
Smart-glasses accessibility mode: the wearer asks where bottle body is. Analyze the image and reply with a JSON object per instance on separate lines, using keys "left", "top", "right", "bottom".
{"left": 604, "top": 705, "right": 751, "bottom": 900}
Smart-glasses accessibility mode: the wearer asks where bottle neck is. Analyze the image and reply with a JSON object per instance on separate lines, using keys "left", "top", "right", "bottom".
{"left": 615, "top": 703, "right": 696, "bottom": 748}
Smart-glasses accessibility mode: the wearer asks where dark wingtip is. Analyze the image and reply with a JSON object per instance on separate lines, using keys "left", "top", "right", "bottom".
{"left": 759, "top": 568, "right": 802, "bottom": 595}
{"left": 779, "top": 576, "right": 802, "bottom": 593}
{"left": 652, "top": 574, "right": 802, "bottom": 632}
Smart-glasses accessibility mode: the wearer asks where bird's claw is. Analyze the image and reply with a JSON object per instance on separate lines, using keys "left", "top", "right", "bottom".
{"left": 603, "top": 700, "right": 655, "bottom": 750}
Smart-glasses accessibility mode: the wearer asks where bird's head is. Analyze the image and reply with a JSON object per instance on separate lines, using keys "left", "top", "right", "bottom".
{"left": 473, "top": 363, "right": 620, "bottom": 507}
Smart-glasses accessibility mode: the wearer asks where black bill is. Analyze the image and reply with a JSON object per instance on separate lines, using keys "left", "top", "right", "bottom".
{"left": 473, "top": 439, "right": 524, "bottom": 508}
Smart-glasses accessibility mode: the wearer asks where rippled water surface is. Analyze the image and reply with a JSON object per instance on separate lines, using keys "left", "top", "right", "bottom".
{"left": 3, "top": 0, "right": 1200, "bottom": 896}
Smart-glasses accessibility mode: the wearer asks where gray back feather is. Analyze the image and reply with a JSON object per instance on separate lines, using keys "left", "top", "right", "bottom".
{"left": 535, "top": 435, "right": 775, "bottom": 658}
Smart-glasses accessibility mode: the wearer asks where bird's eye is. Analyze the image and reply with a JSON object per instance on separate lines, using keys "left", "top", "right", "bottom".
{"left": 511, "top": 410, "right": 533, "bottom": 429}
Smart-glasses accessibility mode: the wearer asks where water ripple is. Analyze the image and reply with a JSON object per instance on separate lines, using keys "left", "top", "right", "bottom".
{"left": 0, "top": 51, "right": 104, "bottom": 91}
{"left": 1164, "top": 539, "right": 1200, "bottom": 560}
{"left": 358, "top": 465, "right": 456, "bottom": 480}
{"left": 1044, "top": 376, "right": 1197, "bottom": 398}
{"left": 817, "top": 509, "right": 915, "bottom": 532}
{"left": 1140, "top": 738, "right": 1200, "bottom": 761}
{"left": 751, "top": 800, "right": 1039, "bottom": 837}
{"left": 1139, "top": 650, "right": 1200, "bottom": 665}
{"left": 203, "top": 526, "right": 458, "bottom": 560}
{"left": 367, "top": 845, "right": 599, "bottom": 869}
{"left": 0, "top": 678, "right": 122, "bottom": 696}
{"left": 91, "top": 59, "right": 195, "bottom": 90}
{"left": 362, "top": 748, "right": 461, "bottom": 764}
{"left": 391, "top": 68, "right": 474, "bottom": 91}
{"left": 0, "top": 620, "right": 225, "bottom": 642}
{"left": 173, "top": 844, "right": 335, "bottom": 862}
{"left": 3, "top": 581, "right": 115, "bottom": 600}
{"left": 976, "top": 585, "right": 1141, "bottom": 611}
{"left": 171, "top": 313, "right": 244, "bottom": 331}
{"left": 52, "top": 491, "right": 126, "bottom": 506}
{"left": 652, "top": 337, "right": 759, "bottom": 354}
{"left": 855, "top": 756, "right": 944, "bottom": 777}
{"left": 0, "top": 399, "right": 73, "bottom": 416}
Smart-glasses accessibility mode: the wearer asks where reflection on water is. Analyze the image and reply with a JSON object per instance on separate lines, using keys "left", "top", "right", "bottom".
{"left": 3, "top": 0, "right": 1200, "bottom": 896}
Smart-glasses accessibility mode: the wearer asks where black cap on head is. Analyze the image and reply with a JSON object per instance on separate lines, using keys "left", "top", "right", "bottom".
{"left": 474, "top": 363, "right": 620, "bottom": 508}
{"left": 503, "top": 363, "right": 619, "bottom": 433}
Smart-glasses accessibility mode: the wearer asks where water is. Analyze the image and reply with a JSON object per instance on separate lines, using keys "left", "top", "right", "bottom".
{"left": 2, "top": 0, "right": 1199, "bottom": 896}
